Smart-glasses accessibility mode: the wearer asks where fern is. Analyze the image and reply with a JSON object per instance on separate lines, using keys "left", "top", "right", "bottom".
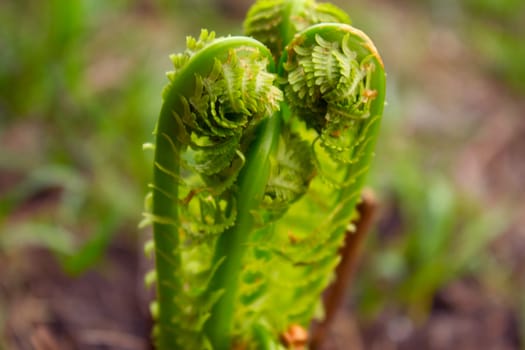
{"left": 143, "top": 30, "right": 283, "bottom": 349}
{"left": 145, "top": 1, "right": 385, "bottom": 349}
{"left": 244, "top": 0, "right": 351, "bottom": 61}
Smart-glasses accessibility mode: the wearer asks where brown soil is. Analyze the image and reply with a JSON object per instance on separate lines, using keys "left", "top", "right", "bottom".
{"left": 1, "top": 242, "right": 153, "bottom": 350}
{"left": 1, "top": 237, "right": 521, "bottom": 350}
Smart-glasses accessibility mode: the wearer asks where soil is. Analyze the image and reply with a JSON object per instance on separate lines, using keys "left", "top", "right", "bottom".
{"left": 358, "top": 279, "right": 521, "bottom": 350}
{"left": 0, "top": 234, "right": 521, "bottom": 350}
{"left": 1, "top": 242, "right": 153, "bottom": 350}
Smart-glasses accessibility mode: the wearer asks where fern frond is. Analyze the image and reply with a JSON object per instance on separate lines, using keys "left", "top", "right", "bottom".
{"left": 244, "top": 0, "right": 351, "bottom": 61}
{"left": 179, "top": 193, "right": 238, "bottom": 241}
{"left": 243, "top": 22, "right": 386, "bottom": 332}
{"left": 169, "top": 29, "right": 217, "bottom": 74}
{"left": 262, "top": 130, "right": 315, "bottom": 220}
{"left": 244, "top": 0, "right": 286, "bottom": 59}
{"left": 148, "top": 32, "right": 282, "bottom": 349}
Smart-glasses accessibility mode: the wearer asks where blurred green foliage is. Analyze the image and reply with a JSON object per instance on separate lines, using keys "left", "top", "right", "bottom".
{"left": 0, "top": 0, "right": 242, "bottom": 272}
{"left": 418, "top": 0, "right": 525, "bottom": 92}
{"left": 358, "top": 123, "right": 507, "bottom": 319}
{"left": 342, "top": 0, "right": 522, "bottom": 334}
{"left": 0, "top": 0, "right": 161, "bottom": 273}
{"left": 461, "top": 0, "right": 525, "bottom": 92}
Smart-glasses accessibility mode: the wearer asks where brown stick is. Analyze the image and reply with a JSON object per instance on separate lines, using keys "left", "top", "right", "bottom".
{"left": 310, "top": 189, "right": 378, "bottom": 349}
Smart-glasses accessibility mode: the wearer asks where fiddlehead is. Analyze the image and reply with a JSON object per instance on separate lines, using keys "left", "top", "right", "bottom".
{"left": 244, "top": 0, "right": 351, "bottom": 61}
{"left": 284, "top": 24, "right": 384, "bottom": 167}
{"left": 144, "top": 30, "right": 282, "bottom": 349}
{"left": 267, "top": 22, "right": 385, "bottom": 327}
{"left": 232, "top": 22, "right": 385, "bottom": 337}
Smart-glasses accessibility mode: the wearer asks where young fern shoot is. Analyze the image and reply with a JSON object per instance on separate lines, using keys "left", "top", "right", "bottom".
{"left": 143, "top": 1, "right": 385, "bottom": 349}
{"left": 144, "top": 31, "right": 282, "bottom": 349}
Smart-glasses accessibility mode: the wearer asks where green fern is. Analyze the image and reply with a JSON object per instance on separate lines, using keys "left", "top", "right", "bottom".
{"left": 143, "top": 30, "right": 283, "bottom": 349}
{"left": 144, "top": 1, "right": 385, "bottom": 349}
{"left": 244, "top": 0, "right": 351, "bottom": 61}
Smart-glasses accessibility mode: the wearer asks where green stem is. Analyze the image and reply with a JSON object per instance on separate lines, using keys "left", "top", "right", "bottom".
{"left": 204, "top": 113, "right": 282, "bottom": 349}
{"left": 152, "top": 104, "right": 182, "bottom": 349}
{"left": 280, "top": 0, "right": 305, "bottom": 46}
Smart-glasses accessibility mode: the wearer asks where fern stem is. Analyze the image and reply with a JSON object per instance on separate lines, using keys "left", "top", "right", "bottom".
{"left": 152, "top": 103, "right": 183, "bottom": 350}
{"left": 280, "top": 0, "right": 305, "bottom": 46}
{"left": 204, "top": 113, "right": 282, "bottom": 349}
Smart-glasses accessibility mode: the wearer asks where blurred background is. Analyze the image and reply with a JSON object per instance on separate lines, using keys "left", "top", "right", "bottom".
{"left": 1, "top": 0, "right": 524, "bottom": 349}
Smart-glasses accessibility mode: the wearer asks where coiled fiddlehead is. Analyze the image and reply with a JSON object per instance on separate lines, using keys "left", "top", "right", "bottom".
{"left": 244, "top": 0, "right": 350, "bottom": 61}
{"left": 241, "top": 7, "right": 385, "bottom": 342}
{"left": 256, "top": 22, "right": 385, "bottom": 328}
{"left": 284, "top": 24, "right": 384, "bottom": 166}
{"left": 143, "top": 30, "right": 282, "bottom": 349}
